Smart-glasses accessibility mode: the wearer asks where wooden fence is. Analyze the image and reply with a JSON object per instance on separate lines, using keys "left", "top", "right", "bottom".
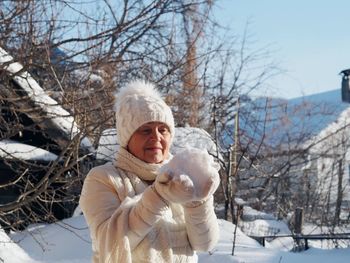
{"left": 250, "top": 233, "right": 350, "bottom": 250}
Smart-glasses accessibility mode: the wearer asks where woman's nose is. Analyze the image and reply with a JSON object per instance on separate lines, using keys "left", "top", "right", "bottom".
{"left": 150, "top": 129, "right": 161, "bottom": 141}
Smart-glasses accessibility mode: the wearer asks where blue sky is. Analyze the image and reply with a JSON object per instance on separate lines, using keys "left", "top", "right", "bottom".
{"left": 214, "top": 0, "right": 350, "bottom": 98}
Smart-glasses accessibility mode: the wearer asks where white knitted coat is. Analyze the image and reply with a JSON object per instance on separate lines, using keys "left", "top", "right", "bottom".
{"left": 79, "top": 147, "right": 219, "bottom": 263}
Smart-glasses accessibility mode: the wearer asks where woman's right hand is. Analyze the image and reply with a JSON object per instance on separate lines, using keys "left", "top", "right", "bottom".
{"left": 154, "top": 172, "right": 198, "bottom": 204}
{"left": 154, "top": 148, "right": 220, "bottom": 204}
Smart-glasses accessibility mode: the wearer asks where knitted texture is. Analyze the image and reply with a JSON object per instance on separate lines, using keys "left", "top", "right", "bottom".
{"left": 114, "top": 80, "right": 175, "bottom": 147}
{"left": 113, "top": 146, "right": 162, "bottom": 181}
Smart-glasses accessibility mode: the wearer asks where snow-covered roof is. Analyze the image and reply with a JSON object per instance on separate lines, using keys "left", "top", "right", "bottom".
{"left": 0, "top": 47, "right": 93, "bottom": 151}
{"left": 96, "top": 128, "right": 119, "bottom": 161}
{"left": 307, "top": 105, "right": 350, "bottom": 153}
{"left": 0, "top": 140, "right": 58, "bottom": 161}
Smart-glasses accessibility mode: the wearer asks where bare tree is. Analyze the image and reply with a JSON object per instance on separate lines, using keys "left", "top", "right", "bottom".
{"left": 218, "top": 94, "right": 350, "bottom": 228}
{"left": 0, "top": 0, "right": 222, "bottom": 230}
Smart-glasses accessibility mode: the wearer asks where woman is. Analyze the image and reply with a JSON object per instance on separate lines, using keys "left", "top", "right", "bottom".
{"left": 79, "top": 80, "right": 220, "bottom": 263}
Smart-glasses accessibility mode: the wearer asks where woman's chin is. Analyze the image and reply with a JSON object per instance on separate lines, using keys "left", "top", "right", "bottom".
{"left": 144, "top": 153, "right": 164, "bottom": 164}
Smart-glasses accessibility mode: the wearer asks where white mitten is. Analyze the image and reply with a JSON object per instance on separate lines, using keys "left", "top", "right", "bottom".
{"left": 154, "top": 148, "right": 220, "bottom": 204}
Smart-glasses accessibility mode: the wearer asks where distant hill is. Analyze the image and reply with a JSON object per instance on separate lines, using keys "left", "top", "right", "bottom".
{"left": 288, "top": 89, "right": 344, "bottom": 104}
{"left": 282, "top": 89, "right": 349, "bottom": 139}
{"left": 223, "top": 89, "right": 350, "bottom": 149}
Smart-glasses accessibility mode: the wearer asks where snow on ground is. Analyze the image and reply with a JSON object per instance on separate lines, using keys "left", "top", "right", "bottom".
{"left": 1, "top": 215, "right": 350, "bottom": 263}
{"left": 9, "top": 216, "right": 91, "bottom": 263}
{"left": 0, "top": 228, "right": 33, "bottom": 263}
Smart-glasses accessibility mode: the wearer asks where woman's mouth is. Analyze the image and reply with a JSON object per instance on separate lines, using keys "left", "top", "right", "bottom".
{"left": 145, "top": 147, "right": 162, "bottom": 152}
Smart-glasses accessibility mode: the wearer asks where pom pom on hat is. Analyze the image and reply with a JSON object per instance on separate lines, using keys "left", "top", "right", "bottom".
{"left": 114, "top": 79, "right": 175, "bottom": 147}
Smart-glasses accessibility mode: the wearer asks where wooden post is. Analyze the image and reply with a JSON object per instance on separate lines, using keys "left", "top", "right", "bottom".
{"left": 295, "top": 208, "right": 304, "bottom": 234}
{"left": 294, "top": 207, "right": 304, "bottom": 250}
{"left": 232, "top": 204, "right": 243, "bottom": 255}
{"left": 304, "top": 238, "right": 309, "bottom": 250}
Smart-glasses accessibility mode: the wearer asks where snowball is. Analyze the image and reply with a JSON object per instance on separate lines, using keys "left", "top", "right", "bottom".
{"left": 159, "top": 147, "right": 219, "bottom": 197}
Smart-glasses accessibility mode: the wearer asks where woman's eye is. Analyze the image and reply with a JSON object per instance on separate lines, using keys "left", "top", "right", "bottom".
{"left": 159, "top": 127, "right": 169, "bottom": 134}
{"left": 139, "top": 128, "right": 151, "bottom": 134}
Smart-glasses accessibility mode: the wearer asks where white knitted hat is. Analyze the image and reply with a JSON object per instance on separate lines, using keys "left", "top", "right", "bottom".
{"left": 114, "top": 80, "right": 175, "bottom": 147}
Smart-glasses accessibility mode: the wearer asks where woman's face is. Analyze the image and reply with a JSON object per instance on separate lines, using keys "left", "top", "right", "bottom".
{"left": 127, "top": 122, "right": 171, "bottom": 164}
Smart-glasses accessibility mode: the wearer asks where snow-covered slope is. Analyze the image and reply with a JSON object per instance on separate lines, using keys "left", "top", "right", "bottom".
{"left": 1, "top": 215, "right": 350, "bottom": 263}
